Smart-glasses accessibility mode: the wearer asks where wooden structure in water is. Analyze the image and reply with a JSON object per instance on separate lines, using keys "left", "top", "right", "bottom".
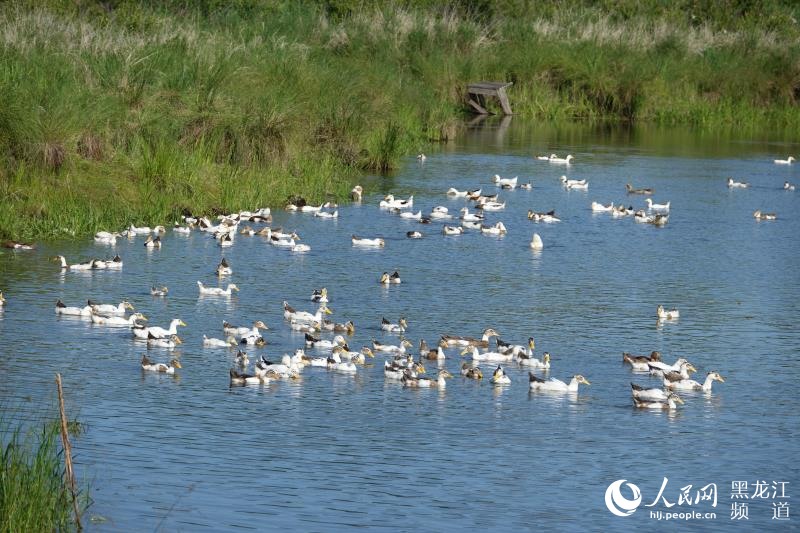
{"left": 466, "top": 81, "right": 513, "bottom": 115}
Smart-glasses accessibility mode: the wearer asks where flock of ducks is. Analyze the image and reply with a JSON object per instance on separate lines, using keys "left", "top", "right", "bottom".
{"left": 1, "top": 152, "right": 794, "bottom": 408}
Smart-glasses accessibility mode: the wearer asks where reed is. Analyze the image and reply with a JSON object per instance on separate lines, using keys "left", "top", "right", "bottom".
{"left": 0, "top": 416, "right": 85, "bottom": 532}
{"left": 1, "top": 1, "right": 798, "bottom": 240}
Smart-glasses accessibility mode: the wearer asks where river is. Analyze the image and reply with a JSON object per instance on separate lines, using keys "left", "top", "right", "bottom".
{"left": 0, "top": 119, "right": 798, "bottom": 531}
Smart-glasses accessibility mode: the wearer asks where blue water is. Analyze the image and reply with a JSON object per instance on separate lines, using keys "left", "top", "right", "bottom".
{"left": 0, "top": 122, "right": 798, "bottom": 531}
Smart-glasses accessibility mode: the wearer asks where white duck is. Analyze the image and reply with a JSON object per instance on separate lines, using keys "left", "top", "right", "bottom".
{"left": 774, "top": 156, "right": 795, "bottom": 164}
{"left": 351, "top": 185, "right": 363, "bottom": 202}
{"left": 529, "top": 373, "right": 590, "bottom": 392}
{"left": 493, "top": 175, "right": 518, "bottom": 189}
{"left": 90, "top": 300, "right": 134, "bottom": 316}
{"left": 591, "top": 201, "right": 614, "bottom": 213}
{"left": 666, "top": 371, "right": 725, "bottom": 392}
{"left": 490, "top": 366, "right": 511, "bottom": 385}
{"left": 549, "top": 154, "right": 573, "bottom": 164}
{"left": 197, "top": 282, "right": 239, "bottom": 296}
{"left": 446, "top": 188, "right": 469, "bottom": 197}
{"left": 55, "top": 299, "right": 93, "bottom": 317}
{"left": 481, "top": 221, "right": 507, "bottom": 235}
{"left": 54, "top": 255, "right": 95, "bottom": 271}
{"left": 141, "top": 355, "right": 181, "bottom": 374}
{"left": 402, "top": 369, "right": 452, "bottom": 388}
{"left": 92, "top": 255, "right": 123, "bottom": 269}
{"left": 727, "top": 177, "right": 749, "bottom": 188}
{"left": 285, "top": 302, "right": 332, "bottom": 324}
{"left": 442, "top": 225, "right": 464, "bottom": 236}
{"left": 632, "top": 392, "right": 684, "bottom": 409}
{"left": 351, "top": 235, "right": 385, "bottom": 247}
{"left": 530, "top": 233, "right": 543, "bottom": 250}
{"left": 223, "top": 320, "right": 269, "bottom": 337}
{"left": 784, "top": 181, "right": 796, "bottom": 191}
{"left": 372, "top": 339, "right": 412, "bottom": 354}
{"left": 133, "top": 318, "right": 186, "bottom": 340}
{"left": 459, "top": 207, "right": 484, "bottom": 222}
{"left": 400, "top": 210, "right": 422, "bottom": 220}
{"left": 753, "top": 210, "right": 777, "bottom": 221}
{"left": 630, "top": 382, "right": 669, "bottom": 402}
{"left": 429, "top": 206, "right": 452, "bottom": 220}
{"left": 94, "top": 231, "right": 120, "bottom": 244}
{"left": 461, "top": 346, "right": 513, "bottom": 363}
{"left": 147, "top": 333, "right": 182, "bottom": 348}
{"left": 381, "top": 317, "right": 408, "bottom": 333}
{"left": 656, "top": 305, "right": 680, "bottom": 320}
{"left": 91, "top": 312, "right": 147, "bottom": 327}
{"left": 645, "top": 198, "right": 670, "bottom": 212}
{"left": 203, "top": 335, "right": 238, "bottom": 348}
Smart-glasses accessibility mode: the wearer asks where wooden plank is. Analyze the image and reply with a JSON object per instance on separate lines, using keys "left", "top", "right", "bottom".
{"left": 496, "top": 87, "right": 513, "bottom": 115}
{"left": 469, "top": 81, "right": 513, "bottom": 90}
{"left": 467, "top": 97, "right": 488, "bottom": 114}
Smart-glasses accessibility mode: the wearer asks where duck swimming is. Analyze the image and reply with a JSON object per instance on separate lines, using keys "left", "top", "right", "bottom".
{"left": 144, "top": 235, "right": 162, "bottom": 248}
{"left": 352, "top": 235, "right": 385, "bottom": 247}
{"left": 784, "top": 181, "right": 796, "bottom": 191}
{"left": 381, "top": 317, "right": 408, "bottom": 333}
{"left": 147, "top": 333, "right": 182, "bottom": 348}
{"left": 351, "top": 185, "right": 363, "bottom": 202}
{"left": 379, "top": 271, "right": 401, "bottom": 284}
{"left": 407, "top": 231, "right": 423, "bottom": 239}
{"left": 461, "top": 345, "right": 514, "bottom": 363}
{"left": 490, "top": 366, "right": 511, "bottom": 385}
{"left": 460, "top": 363, "right": 483, "bottom": 380}
{"left": 442, "top": 226, "right": 464, "bottom": 236}
{"left": 630, "top": 382, "right": 669, "bottom": 402}
{"left": 203, "top": 335, "right": 237, "bottom": 348}
{"left": 774, "top": 156, "right": 795, "bottom": 164}
{"left": 527, "top": 210, "right": 560, "bottom": 223}
{"left": 311, "top": 288, "right": 328, "bottom": 303}
{"left": 549, "top": 154, "right": 574, "bottom": 164}
{"left": 372, "top": 339, "right": 412, "bottom": 354}
{"left": 645, "top": 198, "right": 670, "bottom": 212}
{"left": 402, "top": 368, "right": 452, "bottom": 388}
{"left": 753, "top": 210, "right": 777, "bottom": 221}
{"left": 626, "top": 183, "right": 654, "bottom": 195}
{"left": 223, "top": 320, "right": 268, "bottom": 337}
{"left": 133, "top": 318, "right": 186, "bottom": 340}
{"left": 91, "top": 312, "right": 147, "bottom": 327}
{"left": 632, "top": 392, "right": 684, "bottom": 409}
{"left": 727, "top": 177, "right": 749, "bottom": 188}
{"left": 93, "top": 255, "right": 123, "bottom": 269}
{"left": 216, "top": 258, "right": 232, "bottom": 276}
{"left": 94, "top": 231, "right": 121, "bottom": 245}
{"left": 197, "top": 282, "right": 239, "bottom": 296}
{"left": 229, "top": 368, "right": 267, "bottom": 385}
{"left": 623, "top": 351, "right": 661, "bottom": 372}
{"left": 656, "top": 305, "right": 680, "bottom": 320}
{"left": 150, "top": 286, "right": 168, "bottom": 296}
{"left": 441, "top": 328, "right": 499, "bottom": 348}
{"left": 141, "top": 355, "right": 181, "bottom": 374}
{"left": 665, "top": 371, "right": 725, "bottom": 392}
{"left": 54, "top": 255, "right": 95, "bottom": 271}
{"left": 55, "top": 299, "right": 93, "bottom": 317}
{"left": 529, "top": 373, "right": 590, "bottom": 392}
{"left": 591, "top": 201, "right": 614, "bottom": 213}
{"left": 530, "top": 233, "right": 543, "bottom": 250}
{"left": 493, "top": 175, "right": 518, "bottom": 189}
{"left": 480, "top": 222, "right": 508, "bottom": 235}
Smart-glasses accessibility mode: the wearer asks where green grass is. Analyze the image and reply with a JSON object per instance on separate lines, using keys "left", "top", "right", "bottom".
{"left": 1, "top": 1, "right": 798, "bottom": 240}
{"left": 0, "top": 416, "right": 85, "bottom": 532}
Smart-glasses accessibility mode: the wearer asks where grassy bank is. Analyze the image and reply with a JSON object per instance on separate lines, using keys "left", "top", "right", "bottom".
{"left": 1, "top": 1, "right": 798, "bottom": 240}
{"left": 0, "top": 416, "right": 84, "bottom": 531}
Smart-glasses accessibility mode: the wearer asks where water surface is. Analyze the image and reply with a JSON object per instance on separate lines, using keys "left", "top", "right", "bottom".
{"left": 1, "top": 120, "right": 798, "bottom": 531}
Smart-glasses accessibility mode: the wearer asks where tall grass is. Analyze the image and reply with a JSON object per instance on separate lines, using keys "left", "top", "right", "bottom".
{"left": 0, "top": 1, "right": 798, "bottom": 240}
{"left": 0, "top": 417, "right": 83, "bottom": 531}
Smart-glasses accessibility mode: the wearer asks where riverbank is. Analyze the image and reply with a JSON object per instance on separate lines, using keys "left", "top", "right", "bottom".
{"left": 1, "top": 1, "right": 798, "bottom": 240}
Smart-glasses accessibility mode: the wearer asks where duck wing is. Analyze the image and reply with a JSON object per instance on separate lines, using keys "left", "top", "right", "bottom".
{"left": 529, "top": 372, "right": 546, "bottom": 384}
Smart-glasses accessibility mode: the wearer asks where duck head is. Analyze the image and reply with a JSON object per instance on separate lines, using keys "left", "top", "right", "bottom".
{"left": 170, "top": 359, "right": 182, "bottom": 369}
{"left": 574, "top": 375, "right": 591, "bottom": 386}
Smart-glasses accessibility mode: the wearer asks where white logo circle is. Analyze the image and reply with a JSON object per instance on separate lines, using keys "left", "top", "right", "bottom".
{"left": 605, "top": 479, "right": 642, "bottom": 517}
